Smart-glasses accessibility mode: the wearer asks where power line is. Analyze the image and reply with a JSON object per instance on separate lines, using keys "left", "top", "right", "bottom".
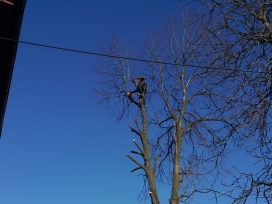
{"left": 0, "top": 36, "right": 267, "bottom": 74}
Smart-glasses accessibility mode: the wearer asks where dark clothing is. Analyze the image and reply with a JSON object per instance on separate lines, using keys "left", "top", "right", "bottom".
{"left": 131, "top": 83, "right": 146, "bottom": 95}
{"left": 130, "top": 77, "right": 147, "bottom": 107}
{"left": 131, "top": 77, "right": 147, "bottom": 96}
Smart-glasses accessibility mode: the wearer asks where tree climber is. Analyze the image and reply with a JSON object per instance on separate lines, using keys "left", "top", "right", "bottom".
{"left": 125, "top": 77, "right": 147, "bottom": 106}
{"left": 131, "top": 77, "right": 147, "bottom": 97}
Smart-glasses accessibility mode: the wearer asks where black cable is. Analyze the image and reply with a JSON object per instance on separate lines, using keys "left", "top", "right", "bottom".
{"left": 0, "top": 36, "right": 267, "bottom": 74}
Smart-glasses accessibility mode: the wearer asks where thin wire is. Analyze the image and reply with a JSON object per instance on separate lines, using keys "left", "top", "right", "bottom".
{"left": 0, "top": 36, "right": 267, "bottom": 74}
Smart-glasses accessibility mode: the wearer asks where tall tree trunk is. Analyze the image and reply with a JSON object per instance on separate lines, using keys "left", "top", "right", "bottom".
{"left": 140, "top": 104, "right": 160, "bottom": 204}
{"left": 169, "top": 123, "right": 182, "bottom": 204}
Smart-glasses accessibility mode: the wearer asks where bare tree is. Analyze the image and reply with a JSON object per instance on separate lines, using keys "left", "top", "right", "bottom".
{"left": 197, "top": 0, "right": 272, "bottom": 203}
{"left": 94, "top": 10, "right": 254, "bottom": 204}
{"left": 94, "top": 36, "right": 160, "bottom": 204}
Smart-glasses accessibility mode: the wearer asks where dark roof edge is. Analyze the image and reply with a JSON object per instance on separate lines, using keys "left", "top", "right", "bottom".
{"left": 0, "top": 0, "right": 27, "bottom": 137}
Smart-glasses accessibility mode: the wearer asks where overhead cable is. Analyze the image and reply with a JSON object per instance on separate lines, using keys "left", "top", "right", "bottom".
{"left": 0, "top": 36, "right": 267, "bottom": 74}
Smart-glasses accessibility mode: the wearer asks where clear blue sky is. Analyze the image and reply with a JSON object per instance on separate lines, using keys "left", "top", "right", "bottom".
{"left": 0, "top": 1, "right": 260, "bottom": 204}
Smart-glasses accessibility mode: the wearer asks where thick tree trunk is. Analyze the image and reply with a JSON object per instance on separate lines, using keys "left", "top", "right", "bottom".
{"left": 169, "top": 150, "right": 180, "bottom": 204}
{"left": 169, "top": 124, "right": 182, "bottom": 204}
{"left": 140, "top": 102, "right": 160, "bottom": 204}
{"left": 169, "top": 198, "right": 179, "bottom": 204}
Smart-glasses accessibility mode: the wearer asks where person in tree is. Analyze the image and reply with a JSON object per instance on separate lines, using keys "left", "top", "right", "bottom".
{"left": 125, "top": 77, "right": 147, "bottom": 106}
{"left": 130, "top": 77, "right": 147, "bottom": 98}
